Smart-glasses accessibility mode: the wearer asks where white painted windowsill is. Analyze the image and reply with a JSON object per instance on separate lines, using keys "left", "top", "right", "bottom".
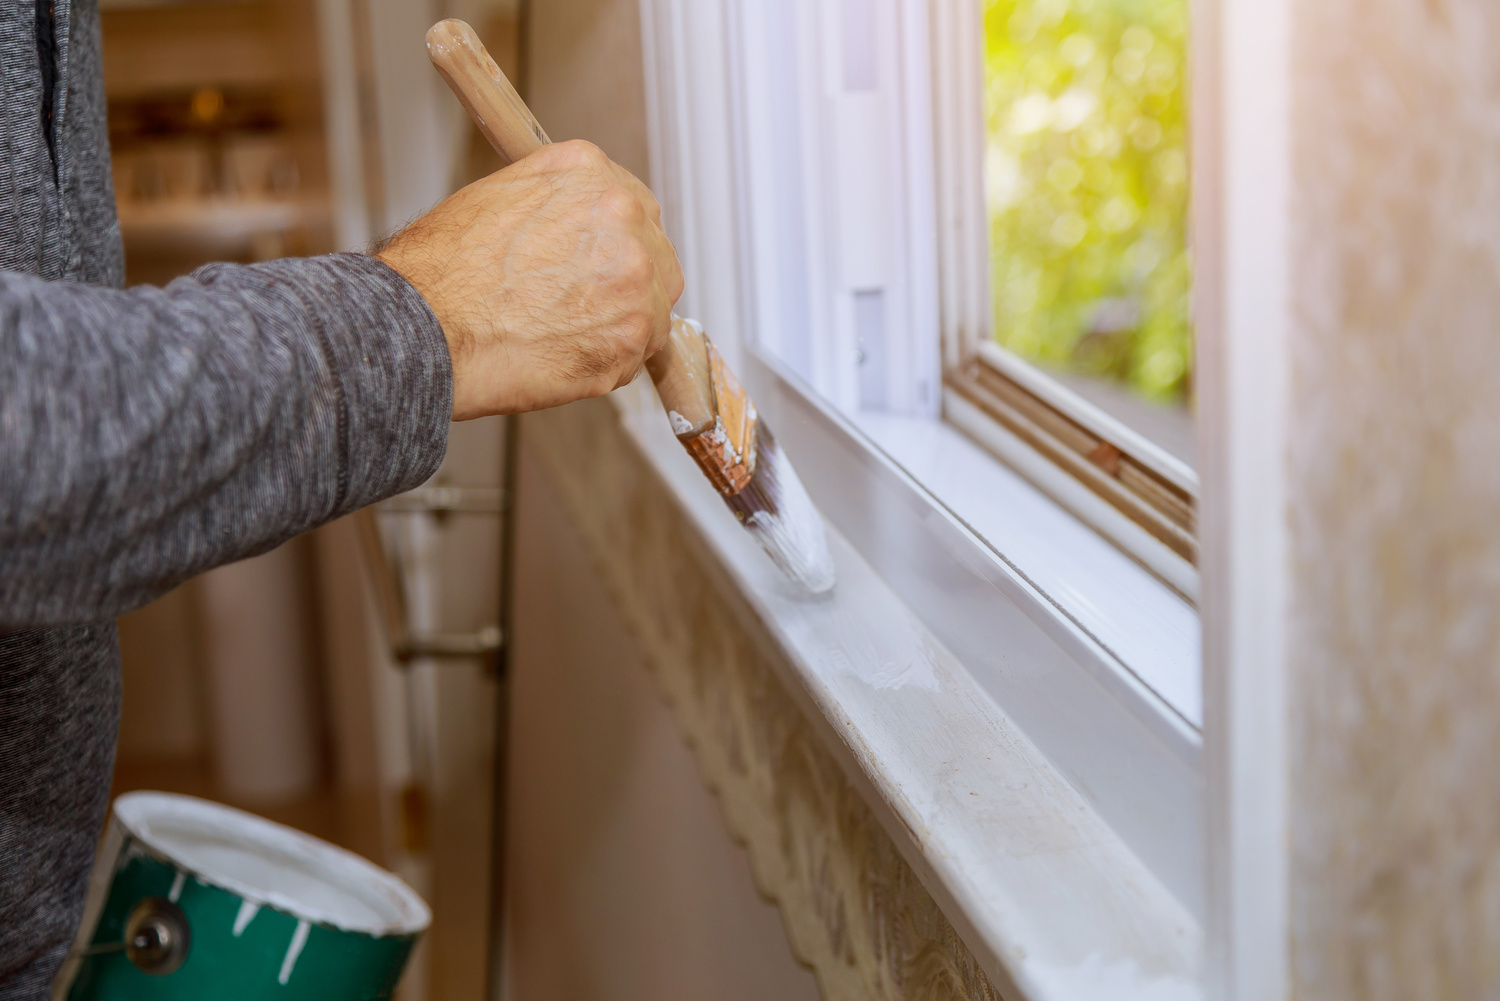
{"left": 608, "top": 373, "right": 1203, "bottom": 1001}
{"left": 850, "top": 408, "right": 1201, "bottom": 729}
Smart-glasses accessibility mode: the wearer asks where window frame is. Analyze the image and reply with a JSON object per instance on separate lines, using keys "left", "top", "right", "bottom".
{"left": 929, "top": 0, "right": 1201, "bottom": 599}
{"left": 639, "top": 0, "right": 1302, "bottom": 994}
{"left": 946, "top": 344, "right": 1199, "bottom": 598}
{"left": 639, "top": 0, "right": 1207, "bottom": 932}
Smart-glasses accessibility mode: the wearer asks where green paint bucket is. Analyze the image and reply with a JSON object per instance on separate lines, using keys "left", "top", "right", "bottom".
{"left": 54, "top": 792, "right": 430, "bottom": 1001}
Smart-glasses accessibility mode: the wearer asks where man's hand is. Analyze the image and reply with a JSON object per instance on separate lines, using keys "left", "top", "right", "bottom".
{"left": 377, "top": 140, "right": 685, "bottom": 420}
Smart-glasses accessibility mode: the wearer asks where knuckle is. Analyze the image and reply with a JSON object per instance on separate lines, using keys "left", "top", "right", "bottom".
{"left": 613, "top": 240, "right": 654, "bottom": 286}
{"left": 600, "top": 240, "right": 654, "bottom": 294}
{"left": 565, "top": 139, "right": 607, "bottom": 168}
{"left": 546, "top": 139, "right": 603, "bottom": 171}
{"left": 599, "top": 185, "right": 644, "bottom": 225}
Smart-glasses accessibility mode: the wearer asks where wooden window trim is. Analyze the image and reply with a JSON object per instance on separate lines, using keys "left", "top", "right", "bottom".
{"left": 949, "top": 346, "right": 1198, "bottom": 563}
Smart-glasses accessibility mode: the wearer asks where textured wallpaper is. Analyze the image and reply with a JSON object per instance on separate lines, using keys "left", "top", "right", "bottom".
{"left": 1289, "top": 1, "right": 1500, "bottom": 996}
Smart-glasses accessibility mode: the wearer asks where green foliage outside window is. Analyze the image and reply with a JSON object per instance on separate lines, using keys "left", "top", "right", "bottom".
{"left": 984, "top": 0, "right": 1190, "bottom": 403}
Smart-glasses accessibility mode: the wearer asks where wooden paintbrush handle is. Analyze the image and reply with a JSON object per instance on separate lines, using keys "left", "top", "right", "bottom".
{"left": 425, "top": 18, "right": 717, "bottom": 433}
{"left": 426, "top": 19, "right": 549, "bottom": 165}
{"left": 646, "top": 316, "right": 715, "bottom": 435}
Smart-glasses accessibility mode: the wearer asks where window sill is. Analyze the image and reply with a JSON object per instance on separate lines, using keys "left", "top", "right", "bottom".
{"left": 849, "top": 408, "right": 1201, "bottom": 728}
{"left": 606, "top": 373, "right": 1202, "bottom": 1001}
{"left": 743, "top": 351, "right": 1203, "bottom": 919}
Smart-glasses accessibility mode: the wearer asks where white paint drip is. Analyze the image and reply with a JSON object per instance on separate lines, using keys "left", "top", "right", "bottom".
{"left": 667, "top": 409, "right": 694, "bottom": 435}
{"left": 113, "top": 792, "right": 430, "bottom": 935}
{"left": 154, "top": 835, "right": 391, "bottom": 928}
{"left": 278, "top": 920, "right": 311, "bottom": 985}
{"left": 168, "top": 870, "right": 185, "bottom": 903}
{"left": 232, "top": 900, "right": 260, "bottom": 937}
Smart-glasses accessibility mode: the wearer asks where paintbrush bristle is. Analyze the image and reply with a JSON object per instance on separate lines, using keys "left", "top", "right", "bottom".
{"left": 724, "top": 425, "right": 836, "bottom": 595}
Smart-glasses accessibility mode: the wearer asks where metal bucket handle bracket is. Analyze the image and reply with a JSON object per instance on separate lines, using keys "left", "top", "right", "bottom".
{"left": 70, "top": 896, "right": 192, "bottom": 976}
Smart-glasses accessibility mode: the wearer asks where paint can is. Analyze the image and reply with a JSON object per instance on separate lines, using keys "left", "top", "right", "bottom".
{"left": 54, "top": 791, "right": 429, "bottom": 1000}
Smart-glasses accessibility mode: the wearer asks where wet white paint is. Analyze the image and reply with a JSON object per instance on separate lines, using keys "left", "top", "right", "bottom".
{"left": 742, "top": 435, "right": 836, "bottom": 595}
{"left": 1024, "top": 955, "right": 1200, "bottom": 1001}
{"left": 114, "top": 792, "right": 429, "bottom": 935}
{"left": 769, "top": 554, "right": 941, "bottom": 692}
{"left": 278, "top": 920, "right": 311, "bottom": 985}
{"left": 819, "top": 605, "right": 940, "bottom": 692}
{"left": 168, "top": 870, "right": 185, "bottom": 903}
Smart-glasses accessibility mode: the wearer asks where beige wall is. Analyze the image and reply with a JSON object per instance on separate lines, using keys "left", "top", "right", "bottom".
{"left": 1287, "top": 2, "right": 1500, "bottom": 997}
{"left": 525, "top": 0, "right": 651, "bottom": 179}
{"left": 504, "top": 430, "right": 821, "bottom": 1001}
{"left": 425, "top": 416, "right": 507, "bottom": 1001}
{"left": 501, "top": 5, "right": 822, "bottom": 996}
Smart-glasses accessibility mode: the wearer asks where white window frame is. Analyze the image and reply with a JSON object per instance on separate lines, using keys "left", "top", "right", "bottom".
{"left": 927, "top": 0, "right": 1200, "bottom": 599}
{"left": 643, "top": 0, "right": 1203, "bottom": 914}
{"left": 1194, "top": 0, "right": 1291, "bottom": 994}
{"left": 641, "top": 0, "right": 1296, "bottom": 996}
{"left": 728, "top": 0, "right": 942, "bottom": 418}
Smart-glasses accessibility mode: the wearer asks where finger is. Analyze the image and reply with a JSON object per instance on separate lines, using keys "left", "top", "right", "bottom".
{"left": 608, "top": 162, "right": 661, "bottom": 221}
{"left": 596, "top": 160, "right": 679, "bottom": 303}
{"left": 639, "top": 223, "right": 685, "bottom": 306}
{"left": 607, "top": 283, "right": 669, "bottom": 392}
{"left": 607, "top": 161, "right": 664, "bottom": 225}
{"left": 641, "top": 279, "right": 674, "bottom": 359}
{"left": 613, "top": 360, "right": 648, "bottom": 391}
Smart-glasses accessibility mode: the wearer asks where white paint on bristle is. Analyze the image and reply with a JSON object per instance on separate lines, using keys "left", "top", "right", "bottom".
{"left": 745, "top": 437, "right": 836, "bottom": 595}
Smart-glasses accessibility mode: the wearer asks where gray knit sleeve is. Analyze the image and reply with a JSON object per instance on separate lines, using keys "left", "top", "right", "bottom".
{"left": 0, "top": 252, "right": 452, "bottom": 627}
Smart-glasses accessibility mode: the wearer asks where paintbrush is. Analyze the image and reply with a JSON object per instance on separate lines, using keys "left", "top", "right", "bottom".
{"left": 426, "top": 19, "right": 836, "bottom": 595}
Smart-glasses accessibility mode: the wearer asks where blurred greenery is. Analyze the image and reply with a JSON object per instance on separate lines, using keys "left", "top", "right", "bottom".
{"left": 984, "top": 0, "right": 1190, "bottom": 403}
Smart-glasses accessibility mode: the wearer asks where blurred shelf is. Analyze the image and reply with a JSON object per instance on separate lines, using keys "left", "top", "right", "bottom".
{"left": 118, "top": 197, "right": 330, "bottom": 255}
{"left": 101, "top": 0, "right": 316, "bottom": 99}
{"left": 100, "top": 0, "right": 258, "bottom": 10}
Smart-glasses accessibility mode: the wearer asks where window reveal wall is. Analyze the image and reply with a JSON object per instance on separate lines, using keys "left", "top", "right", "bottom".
{"left": 1283, "top": 2, "right": 1500, "bottom": 996}
{"left": 1195, "top": 0, "right": 1500, "bottom": 995}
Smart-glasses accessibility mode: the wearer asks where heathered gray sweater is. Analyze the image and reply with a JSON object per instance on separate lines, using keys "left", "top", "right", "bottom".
{"left": 0, "top": 2, "right": 452, "bottom": 995}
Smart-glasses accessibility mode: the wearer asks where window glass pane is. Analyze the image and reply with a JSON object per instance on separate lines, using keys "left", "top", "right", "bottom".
{"left": 983, "top": 0, "right": 1190, "bottom": 406}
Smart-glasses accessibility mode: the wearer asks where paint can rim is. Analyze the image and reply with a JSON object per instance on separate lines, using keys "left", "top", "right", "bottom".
{"left": 113, "top": 791, "right": 430, "bottom": 936}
